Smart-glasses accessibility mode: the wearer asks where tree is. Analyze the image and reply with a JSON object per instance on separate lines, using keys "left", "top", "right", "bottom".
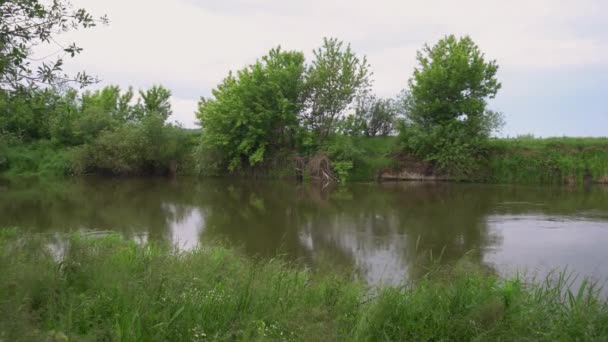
{"left": 197, "top": 47, "right": 306, "bottom": 171}
{"left": 353, "top": 95, "right": 397, "bottom": 137}
{"left": 0, "top": 0, "right": 107, "bottom": 91}
{"left": 401, "top": 35, "right": 503, "bottom": 177}
{"left": 301, "top": 37, "right": 371, "bottom": 142}
{"left": 137, "top": 85, "right": 172, "bottom": 121}
{"left": 408, "top": 35, "right": 501, "bottom": 134}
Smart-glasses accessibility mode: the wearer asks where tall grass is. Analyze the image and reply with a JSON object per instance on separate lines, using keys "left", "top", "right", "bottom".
{"left": 488, "top": 137, "right": 608, "bottom": 184}
{"left": 1, "top": 230, "right": 607, "bottom": 341}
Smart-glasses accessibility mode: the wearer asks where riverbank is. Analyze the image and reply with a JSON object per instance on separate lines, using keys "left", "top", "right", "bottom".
{"left": 1, "top": 135, "right": 608, "bottom": 185}
{"left": 1, "top": 229, "right": 607, "bottom": 341}
{"left": 370, "top": 136, "right": 608, "bottom": 185}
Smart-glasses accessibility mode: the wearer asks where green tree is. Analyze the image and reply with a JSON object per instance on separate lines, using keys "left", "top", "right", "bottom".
{"left": 301, "top": 38, "right": 371, "bottom": 142}
{"left": 0, "top": 88, "right": 69, "bottom": 140}
{"left": 401, "top": 35, "right": 503, "bottom": 177}
{"left": 0, "top": 0, "right": 107, "bottom": 90}
{"left": 136, "top": 85, "right": 172, "bottom": 121}
{"left": 353, "top": 95, "right": 397, "bottom": 137}
{"left": 408, "top": 35, "right": 501, "bottom": 134}
{"left": 197, "top": 47, "right": 306, "bottom": 171}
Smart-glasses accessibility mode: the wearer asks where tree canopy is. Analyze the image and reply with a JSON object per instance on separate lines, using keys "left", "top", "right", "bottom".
{"left": 400, "top": 35, "right": 503, "bottom": 177}
{"left": 197, "top": 47, "right": 306, "bottom": 171}
{"left": 0, "top": 0, "right": 107, "bottom": 91}
{"left": 301, "top": 38, "right": 371, "bottom": 141}
{"left": 408, "top": 35, "right": 501, "bottom": 133}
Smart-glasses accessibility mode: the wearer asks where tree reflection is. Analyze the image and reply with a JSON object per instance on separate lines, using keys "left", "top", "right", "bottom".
{"left": 1, "top": 177, "right": 608, "bottom": 285}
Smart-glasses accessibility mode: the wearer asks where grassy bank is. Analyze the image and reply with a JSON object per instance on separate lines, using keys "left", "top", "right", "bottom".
{"left": 1, "top": 229, "right": 607, "bottom": 341}
{"left": 2, "top": 135, "right": 608, "bottom": 185}
{"left": 487, "top": 137, "right": 608, "bottom": 185}
{"left": 347, "top": 136, "right": 608, "bottom": 184}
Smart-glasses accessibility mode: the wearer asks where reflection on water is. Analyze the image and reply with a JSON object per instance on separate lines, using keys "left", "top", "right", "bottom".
{"left": 0, "top": 177, "right": 607, "bottom": 285}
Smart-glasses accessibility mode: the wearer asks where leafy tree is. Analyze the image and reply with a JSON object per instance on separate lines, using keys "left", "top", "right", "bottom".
{"left": 407, "top": 35, "right": 501, "bottom": 134}
{"left": 301, "top": 38, "right": 371, "bottom": 142}
{"left": 136, "top": 85, "right": 172, "bottom": 121}
{"left": 0, "top": 87, "right": 69, "bottom": 140}
{"left": 354, "top": 95, "right": 397, "bottom": 137}
{"left": 197, "top": 47, "right": 306, "bottom": 171}
{"left": 400, "top": 35, "right": 503, "bottom": 177}
{"left": 0, "top": 0, "right": 107, "bottom": 90}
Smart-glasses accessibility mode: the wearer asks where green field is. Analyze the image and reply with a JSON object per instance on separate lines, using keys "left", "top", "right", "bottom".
{"left": 1, "top": 229, "right": 607, "bottom": 341}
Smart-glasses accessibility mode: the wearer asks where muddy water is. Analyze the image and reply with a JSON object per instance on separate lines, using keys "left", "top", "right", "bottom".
{"left": 1, "top": 177, "right": 607, "bottom": 285}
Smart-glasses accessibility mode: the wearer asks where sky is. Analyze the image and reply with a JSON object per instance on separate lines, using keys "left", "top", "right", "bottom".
{"left": 42, "top": 0, "right": 608, "bottom": 137}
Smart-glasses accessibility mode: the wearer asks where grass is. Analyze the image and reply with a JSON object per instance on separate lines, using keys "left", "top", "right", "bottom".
{"left": 1, "top": 229, "right": 608, "bottom": 341}
{"left": 4, "top": 134, "right": 607, "bottom": 185}
{"left": 487, "top": 137, "right": 608, "bottom": 184}
{"left": 355, "top": 135, "right": 608, "bottom": 184}
{"left": 349, "top": 136, "right": 398, "bottom": 181}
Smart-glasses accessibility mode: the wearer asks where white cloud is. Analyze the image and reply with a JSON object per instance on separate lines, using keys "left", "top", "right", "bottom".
{"left": 32, "top": 0, "right": 608, "bottom": 130}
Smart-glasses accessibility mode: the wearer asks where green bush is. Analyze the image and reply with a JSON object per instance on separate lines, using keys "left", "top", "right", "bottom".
{"left": 73, "top": 116, "right": 191, "bottom": 176}
{"left": 400, "top": 122, "right": 490, "bottom": 179}
{"left": 1, "top": 140, "right": 75, "bottom": 176}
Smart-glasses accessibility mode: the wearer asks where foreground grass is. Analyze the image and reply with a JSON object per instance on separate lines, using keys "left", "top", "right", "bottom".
{"left": 1, "top": 230, "right": 607, "bottom": 341}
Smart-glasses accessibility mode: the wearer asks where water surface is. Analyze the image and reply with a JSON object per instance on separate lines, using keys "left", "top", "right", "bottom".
{"left": 1, "top": 177, "right": 607, "bottom": 286}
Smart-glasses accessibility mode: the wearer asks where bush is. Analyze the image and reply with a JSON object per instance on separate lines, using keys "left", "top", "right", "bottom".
{"left": 400, "top": 122, "right": 489, "bottom": 179}
{"left": 73, "top": 117, "right": 191, "bottom": 176}
{"left": 0, "top": 140, "right": 75, "bottom": 176}
{"left": 326, "top": 136, "right": 364, "bottom": 183}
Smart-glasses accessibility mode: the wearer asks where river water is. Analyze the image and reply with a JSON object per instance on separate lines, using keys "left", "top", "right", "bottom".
{"left": 1, "top": 177, "right": 607, "bottom": 286}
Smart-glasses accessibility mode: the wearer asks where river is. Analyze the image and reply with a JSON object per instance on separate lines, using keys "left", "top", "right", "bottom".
{"left": 1, "top": 177, "right": 607, "bottom": 287}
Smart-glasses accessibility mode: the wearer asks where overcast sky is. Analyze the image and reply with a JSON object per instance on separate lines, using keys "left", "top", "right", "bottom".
{"left": 46, "top": 0, "right": 607, "bottom": 137}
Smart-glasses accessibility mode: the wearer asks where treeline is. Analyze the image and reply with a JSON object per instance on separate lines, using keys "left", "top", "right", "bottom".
{"left": 196, "top": 35, "right": 503, "bottom": 181}
{"left": 195, "top": 38, "right": 401, "bottom": 181}
{"left": 1, "top": 0, "right": 504, "bottom": 181}
{"left": 0, "top": 35, "right": 503, "bottom": 181}
{"left": 5, "top": 0, "right": 605, "bottom": 183}
{"left": 0, "top": 86, "right": 195, "bottom": 176}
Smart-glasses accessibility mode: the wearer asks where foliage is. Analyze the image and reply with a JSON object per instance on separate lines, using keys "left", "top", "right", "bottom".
{"left": 72, "top": 117, "right": 190, "bottom": 176}
{"left": 195, "top": 38, "right": 371, "bottom": 175}
{"left": 407, "top": 35, "right": 501, "bottom": 131}
{"left": 400, "top": 121, "right": 491, "bottom": 179}
{"left": 399, "top": 35, "right": 503, "bottom": 177}
{"left": 326, "top": 136, "right": 362, "bottom": 183}
{"left": 1, "top": 232, "right": 608, "bottom": 340}
{"left": 347, "top": 95, "right": 398, "bottom": 137}
{"left": 301, "top": 37, "right": 371, "bottom": 142}
{"left": 0, "top": 140, "right": 74, "bottom": 176}
{"left": 0, "top": 85, "right": 195, "bottom": 176}
{"left": 0, "top": 0, "right": 108, "bottom": 90}
{"left": 197, "top": 47, "right": 306, "bottom": 171}
{"left": 136, "top": 85, "right": 173, "bottom": 121}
